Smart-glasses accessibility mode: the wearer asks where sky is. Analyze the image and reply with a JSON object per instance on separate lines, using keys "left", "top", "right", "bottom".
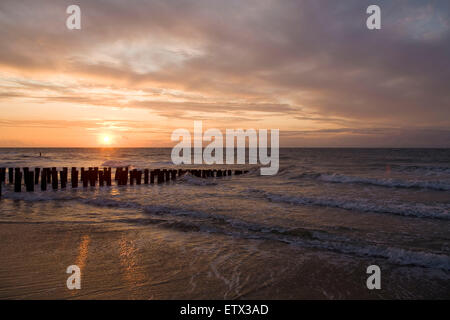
{"left": 0, "top": 0, "right": 449, "bottom": 147}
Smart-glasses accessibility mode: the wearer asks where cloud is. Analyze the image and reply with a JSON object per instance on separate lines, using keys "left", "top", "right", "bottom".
{"left": 0, "top": 0, "right": 449, "bottom": 146}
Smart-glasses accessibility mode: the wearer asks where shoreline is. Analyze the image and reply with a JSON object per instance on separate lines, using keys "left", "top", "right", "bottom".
{"left": 0, "top": 222, "right": 448, "bottom": 300}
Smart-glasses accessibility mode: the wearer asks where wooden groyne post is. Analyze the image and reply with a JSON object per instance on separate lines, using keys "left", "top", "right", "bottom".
{"left": 8, "top": 168, "right": 13, "bottom": 184}
{"left": 71, "top": 167, "right": 78, "bottom": 188}
{"left": 41, "top": 169, "right": 47, "bottom": 191}
{"left": 0, "top": 166, "right": 246, "bottom": 196}
{"left": 14, "top": 168, "right": 22, "bottom": 192}
{"left": 51, "top": 168, "right": 58, "bottom": 190}
{"left": 144, "top": 169, "right": 149, "bottom": 184}
{"left": 34, "top": 168, "right": 40, "bottom": 185}
{"left": 60, "top": 167, "right": 68, "bottom": 189}
{"left": 0, "top": 168, "right": 5, "bottom": 185}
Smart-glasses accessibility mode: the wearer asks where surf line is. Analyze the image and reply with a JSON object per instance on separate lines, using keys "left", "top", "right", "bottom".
{"left": 171, "top": 121, "right": 279, "bottom": 175}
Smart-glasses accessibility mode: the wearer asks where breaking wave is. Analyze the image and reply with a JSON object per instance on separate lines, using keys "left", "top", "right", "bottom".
{"left": 101, "top": 160, "right": 131, "bottom": 168}
{"left": 318, "top": 173, "right": 450, "bottom": 191}
{"left": 55, "top": 197, "right": 450, "bottom": 271}
{"left": 248, "top": 189, "right": 450, "bottom": 220}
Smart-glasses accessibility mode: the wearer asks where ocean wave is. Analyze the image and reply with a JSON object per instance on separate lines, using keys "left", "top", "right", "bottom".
{"left": 1, "top": 191, "right": 82, "bottom": 202}
{"left": 395, "top": 165, "right": 450, "bottom": 174}
{"left": 149, "top": 161, "right": 175, "bottom": 167}
{"left": 101, "top": 160, "right": 131, "bottom": 168}
{"left": 6, "top": 192, "right": 448, "bottom": 271}
{"left": 290, "top": 238, "right": 450, "bottom": 271}
{"left": 177, "top": 173, "right": 218, "bottom": 186}
{"left": 81, "top": 197, "right": 450, "bottom": 270}
{"left": 318, "top": 173, "right": 450, "bottom": 191}
{"left": 247, "top": 189, "right": 450, "bottom": 220}
{"left": 289, "top": 172, "right": 321, "bottom": 180}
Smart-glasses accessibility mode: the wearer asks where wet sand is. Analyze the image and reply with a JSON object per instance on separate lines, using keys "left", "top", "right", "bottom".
{"left": 0, "top": 223, "right": 448, "bottom": 300}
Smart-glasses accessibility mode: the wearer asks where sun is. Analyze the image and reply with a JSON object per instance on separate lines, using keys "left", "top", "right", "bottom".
{"left": 100, "top": 135, "right": 113, "bottom": 146}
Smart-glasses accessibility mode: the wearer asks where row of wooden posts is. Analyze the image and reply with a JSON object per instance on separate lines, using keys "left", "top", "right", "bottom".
{"left": 0, "top": 167, "right": 248, "bottom": 197}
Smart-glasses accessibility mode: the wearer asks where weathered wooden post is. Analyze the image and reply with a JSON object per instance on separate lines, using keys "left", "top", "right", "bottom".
{"left": 171, "top": 170, "right": 177, "bottom": 180}
{"left": 94, "top": 167, "right": 99, "bottom": 182}
{"left": 118, "top": 169, "right": 123, "bottom": 185}
{"left": 71, "top": 167, "right": 78, "bottom": 188}
{"left": 80, "top": 168, "right": 86, "bottom": 187}
{"left": 0, "top": 168, "right": 6, "bottom": 198}
{"left": 99, "top": 171, "right": 104, "bottom": 187}
{"left": 51, "top": 168, "right": 58, "bottom": 190}
{"left": 150, "top": 170, "right": 155, "bottom": 184}
{"left": 0, "top": 168, "right": 7, "bottom": 198}
{"left": 60, "top": 168, "right": 67, "bottom": 189}
{"left": 41, "top": 169, "right": 47, "bottom": 191}
{"left": 26, "top": 172, "right": 34, "bottom": 192}
{"left": 144, "top": 169, "right": 149, "bottom": 184}
{"left": 46, "top": 168, "right": 51, "bottom": 184}
{"left": 136, "top": 170, "right": 142, "bottom": 185}
{"left": 105, "top": 168, "right": 112, "bottom": 186}
{"left": 82, "top": 168, "right": 88, "bottom": 188}
{"left": 23, "top": 168, "right": 29, "bottom": 189}
{"left": 88, "top": 168, "right": 92, "bottom": 186}
{"left": 115, "top": 167, "right": 121, "bottom": 181}
{"left": 117, "top": 168, "right": 123, "bottom": 186}
{"left": 154, "top": 169, "right": 162, "bottom": 184}
{"left": 0, "top": 168, "right": 5, "bottom": 184}
{"left": 34, "top": 168, "right": 40, "bottom": 185}
{"left": 119, "top": 168, "right": 128, "bottom": 186}
{"left": 9, "top": 168, "right": 14, "bottom": 184}
{"left": 164, "top": 169, "right": 170, "bottom": 182}
{"left": 115, "top": 168, "right": 120, "bottom": 184}
{"left": 88, "top": 168, "right": 96, "bottom": 187}
{"left": 14, "top": 168, "right": 22, "bottom": 192}
{"left": 129, "top": 169, "right": 135, "bottom": 185}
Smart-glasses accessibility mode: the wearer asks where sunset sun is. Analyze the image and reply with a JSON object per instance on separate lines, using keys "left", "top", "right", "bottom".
{"left": 101, "top": 135, "right": 112, "bottom": 145}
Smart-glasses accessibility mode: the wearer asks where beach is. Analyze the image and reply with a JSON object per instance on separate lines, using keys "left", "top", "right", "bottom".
{"left": 1, "top": 222, "right": 448, "bottom": 299}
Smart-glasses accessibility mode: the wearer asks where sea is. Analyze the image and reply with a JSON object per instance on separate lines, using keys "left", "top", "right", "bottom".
{"left": 0, "top": 148, "right": 449, "bottom": 299}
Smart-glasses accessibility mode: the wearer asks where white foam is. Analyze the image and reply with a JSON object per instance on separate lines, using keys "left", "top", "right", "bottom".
{"left": 293, "top": 239, "right": 450, "bottom": 271}
{"left": 318, "top": 173, "right": 450, "bottom": 191}
{"left": 257, "top": 191, "right": 450, "bottom": 220}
